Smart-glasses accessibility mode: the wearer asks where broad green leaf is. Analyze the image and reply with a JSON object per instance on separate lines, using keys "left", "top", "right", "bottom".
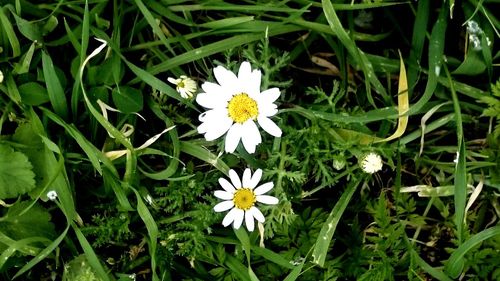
{"left": 18, "top": 82, "right": 50, "bottom": 105}
{"left": 0, "top": 7, "right": 21, "bottom": 57}
{"left": 0, "top": 201, "right": 56, "bottom": 240}
{"left": 42, "top": 51, "right": 68, "bottom": 120}
{"left": 13, "top": 41, "right": 36, "bottom": 75}
{"left": 112, "top": 86, "right": 143, "bottom": 113}
{"left": 452, "top": 48, "right": 486, "bottom": 76}
{"left": 0, "top": 144, "right": 36, "bottom": 199}
{"left": 10, "top": 12, "right": 42, "bottom": 42}
{"left": 62, "top": 255, "right": 101, "bottom": 281}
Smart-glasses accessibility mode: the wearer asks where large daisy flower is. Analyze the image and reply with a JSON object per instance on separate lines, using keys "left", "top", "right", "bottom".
{"left": 213, "top": 169, "right": 278, "bottom": 232}
{"left": 196, "top": 62, "right": 282, "bottom": 153}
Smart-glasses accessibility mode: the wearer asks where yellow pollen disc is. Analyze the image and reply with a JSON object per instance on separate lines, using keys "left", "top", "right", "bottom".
{"left": 233, "top": 188, "right": 256, "bottom": 210}
{"left": 227, "top": 93, "right": 258, "bottom": 123}
{"left": 177, "top": 80, "right": 185, "bottom": 88}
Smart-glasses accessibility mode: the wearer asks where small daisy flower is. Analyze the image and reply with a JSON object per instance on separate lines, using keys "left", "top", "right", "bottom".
{"left": 0, "top": 70, "right": 4, "bottom": 84}
{"left": 196, "top": 61, "right": 282, "bottom": 154}
{"left": 167, "top": 75, "right": 197, "bottom": 99}
{"left": 47, "top": 190, "right": 58, "bottom": 201}
{"left": 360, "top": 152, "right": 383, "bottom": 174}
{"left": 213, "top": 169, "right": 278, "bottom": 232}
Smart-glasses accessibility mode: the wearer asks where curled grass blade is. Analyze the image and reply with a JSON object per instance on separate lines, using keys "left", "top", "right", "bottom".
{"left": 376, "top": 52, "right": 408, "bottom": 142}
{"left": 445, "top": 225, "right": 500, "bottom": 278}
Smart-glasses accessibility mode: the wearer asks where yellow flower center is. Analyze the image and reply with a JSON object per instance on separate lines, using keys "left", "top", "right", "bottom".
{"left": 233, "top": 188, "right": 256, "bottom": 210}
{"left": 227, "top": 93, "right": 258, "bottom": 123}
{"left": 177, "top": 80, "right": 185, "bottom": 88}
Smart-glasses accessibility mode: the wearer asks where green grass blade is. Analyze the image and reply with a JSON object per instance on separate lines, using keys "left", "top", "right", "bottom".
{"left": 321, "top": 0, "right": 387, "bottom": 105}
{"left": 251, "top": 246, "right": 294, "bottom": 270}
{"left": 40, "top": 107, "right": 107, "bottom": 176}
{"left": 445, "top": 225, "right": 500, "bottom": 278}
{"left": 42, "top": 51, "right": 68, "bottom": 120}
{"left": 72, "top": 223, "right": 111, "bottom": 281}
{"left": 180, "top": 141, "right": 230, "bottom": 175}
{"left": 283, "top": 262, "right": 304, "bottom": 281}
{"left": 13, "top": 224, "right": 70, "bottom": 279}
{"left": 407, "top": 0, "right": 430, "bottom": 94}
{"left": 131, "top": 186, "right": 159, "bottom": 281}
{"left": 0, "top": 7, "right": 21, "bottom": 57}
{"left": 312, "top": 176, "right": 363, "bottom": 266}
{"left": 407, "top": 2, "right": 448, "bottom": 115}
{"left": 444, "top": 64, "right": 467, "bottom": 244}
{"left": 133, "top": 0, "right": 174, "bottom": 54}
{"left": 0, "top": 237, "right": 48, "bottom": 270}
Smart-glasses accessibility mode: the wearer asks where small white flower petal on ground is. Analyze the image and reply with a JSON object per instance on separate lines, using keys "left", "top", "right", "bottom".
{"left": 196, "top": 61, "right": 282, "bottom": 153}
{"left": 213, "top": 169, "right": 278, "bottom": 231}
{"left": 360, "top": 152, "right": 383, "bottom": 174}
{"left": 167, "top": 75, "right": 197, "bottom": 99}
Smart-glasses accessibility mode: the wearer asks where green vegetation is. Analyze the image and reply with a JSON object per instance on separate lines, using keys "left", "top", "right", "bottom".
{"left": 0, "top": 0, "right": 499, "bottom": 280}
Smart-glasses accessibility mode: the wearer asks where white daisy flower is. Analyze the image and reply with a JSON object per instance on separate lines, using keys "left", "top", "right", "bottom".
{"left": 213, "top": 169, "right": 278, "bottom": 232}
{"left": 0, "top": 70, "right": 4, "bottom": 84}
{"left": 196, "top": 61, "right": 282, "bottom": 154}
{"left": 47, "top": 190, "right": 58, "bottom": 201}
{"left": 167, "top": 75, "right": 197, "bottom": 99}
{"left": 360, "top": 152, "right": 383, "bottom": 174}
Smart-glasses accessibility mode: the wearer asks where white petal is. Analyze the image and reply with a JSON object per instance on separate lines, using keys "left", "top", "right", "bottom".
{"left": 167, "top": 77, "right": 179, "bottom": 85}
{"left": 224, "top": 123, "right": 243, "bottom": 153}
{"left": 245, "top": 210, "right": 255, "bottom": 232}
{"left": 232, "top": 209, "right": 245, "bottom": 229}
{"left": 259, "top": 104, "right": 278, "bottom": 117}
{"left": 260, "top": 88, "right": 280, "bottom": 102}
{"left": 257, "top": 116, "right": 282, "bottom": 137}
{"left": 203, "top": 117, "right": 232, "bottom": 141}
{"left": 214, "top": 190, "right": 233, "bottom": 200}
{"left": 256, "top": 195, "right": 279, "bottom": 205}
{"left": 197, "top": 108, "right": 229, "bottom": 134}
{"left": 222, "top": 208, "right": 239, "bottom": 227}
{"left": 242, "top": 168, "right": 252, "bottom": 188}
{"left": 249, "top": 207, "right": 265, "bottom": 223}
{"left": 249, "top": 169, "right": 262, "bottom": 189}
{"left": 247, "top": 70, "right": 262, "bottom": 96}
{"left": 229, "top": 169, "right": 242, "bottom": 189}
{"left": 218, "top": 178, "right": 236, "bottom": 193}
{"left": 196, "top": 92, "right": 220, "bottom": 109}
{"left": 214, "top": 200, "right": 234, "bottom": 212}
{"left": 238, "top": 61, "right": 251, "bottom": 81}
{"left": 201, "top": 82, "right": 231, "bottom": 101}
{"left": 241, "top": 121, "right": 261, "bottom": 154}
{"left": 214, "top": 65, "right": 238, "bottom": 88}
{"left": 254, "top": 182, "right": 274, "bottom": 195}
